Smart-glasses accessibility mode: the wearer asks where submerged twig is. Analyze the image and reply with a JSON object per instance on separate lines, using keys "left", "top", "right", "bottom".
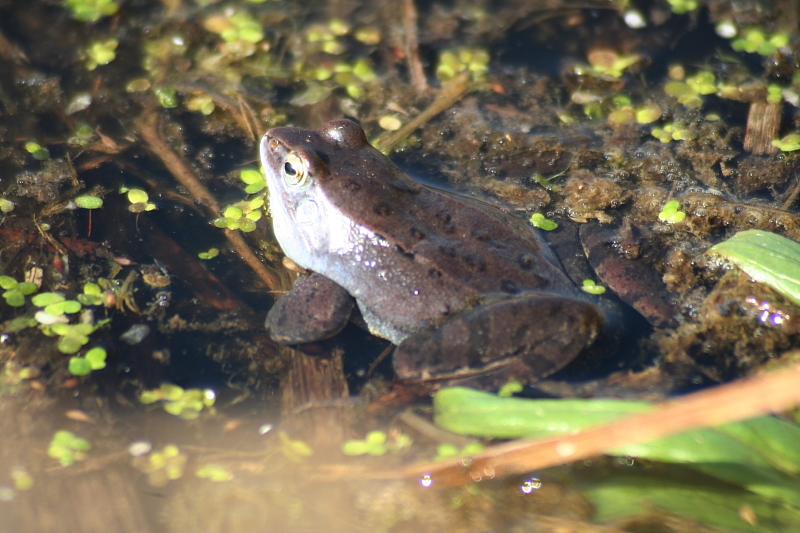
{"left": 323, "top": 362, "right": 800, "bottom": 487}
{"left": 136, "top": 108, "right": 279, "bottom": 290}
{"left": 402, "top": 0, "right": 427, "bottom": 94}
{"left": 374, "top": 71, "right": 471, "bottom": 152}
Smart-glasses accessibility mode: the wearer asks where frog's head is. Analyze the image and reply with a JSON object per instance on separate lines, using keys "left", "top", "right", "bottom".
{"left": 259, "top": 120, "right": 372, "bottom": 271}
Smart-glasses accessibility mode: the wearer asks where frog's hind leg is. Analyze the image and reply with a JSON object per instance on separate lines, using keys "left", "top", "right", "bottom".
{"left": 393, "top": 295, "right": 604, "bottom": 385}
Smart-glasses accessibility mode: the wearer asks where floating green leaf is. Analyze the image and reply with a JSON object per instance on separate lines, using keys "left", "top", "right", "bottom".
{"left": 196, "top": 463, "right": 234, "bottom": 482}
{"left": 65, "top": 0, "right": 118, "bottom": 22}
{"left": 47, "top": 430, "right": 91, "bottom": 466}
{"left": 433, "top": 387, "right": 800, "bottom": 508}
{"left": 658, "top": 199, "right": 686, "bottom": 223}
{"left": 434, "top": 387, "right": 650, "bottom": 439}
{"left": 581, "top": 279, "right": 606, "bottom": 295}
{"left": 529, "top": 213, "right": 558, "bottom": 231}
{"left": 32, "top": 292, "right": 65, "bottom": 307}
{"left": 707, "top": 230, "right": 800, "bottom": 307}
{"left": 68, "top": 357, "right": 92, "bottom": 376}
{"left": 74, "top": 195, "right": 104, "bottom": 209}
{"left": 0, "top": 198, "right": 15, "bottom": 213}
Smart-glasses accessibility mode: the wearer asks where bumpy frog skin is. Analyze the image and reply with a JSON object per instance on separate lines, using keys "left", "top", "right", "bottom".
{"left": 261, "top": 119, "right": 604, "bottom": 384}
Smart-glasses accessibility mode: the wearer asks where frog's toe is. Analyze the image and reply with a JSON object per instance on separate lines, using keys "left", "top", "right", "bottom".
{"left": 265, "top": 273, "right": 354, "bottom": 345}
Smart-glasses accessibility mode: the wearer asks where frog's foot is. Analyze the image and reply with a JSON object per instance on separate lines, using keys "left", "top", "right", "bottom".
{"left": 266, "top": 273, "right": 354, "bottom": 344}
{"left": 393, "top": 295, "right": 604, "bottom": 383}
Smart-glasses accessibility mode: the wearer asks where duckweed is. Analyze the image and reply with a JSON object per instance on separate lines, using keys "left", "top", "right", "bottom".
{"left": 213, "top": 198, "right": 263, "bottom": 232}
{"left": 658, "top": 199, "right": 687, "bottom": 223}
{"left": 186, "top": 95, "right": 215, "bottom": 115}
{"left": 196, "top": 463, "right": 234, "bottom": 482}
{"left": 50, "top": 323, "right": 97, "bottom": 354}
{"left": 198, "top": 248, "right": 219, "bottom": 260}
{"left": 68, "top": 347, "right": 107, "bottom": 376}
{"left": 154, "top": 87, "right": 178, "bottom": 109}
{"left": 773, "top": 133, "right": 800, "bottom": 152}
{"left": 665, "top": 0, "right": 698, "bottom": 14}
{"left": 434, "top": 442, "right": 484, "bottom": 461}
{"left": 120, "top": 187, "right": 156, "bottom": 212}
{"left": 651, "top": 123, "right": 697, "bottom": 143}
{"left": 731, "top": 28, "right": 789, "bottom": 56}
{"left": 0, "top": 276, "right": 38, "bottom": 307}
{"left": 24, "top": 141, "right": 49, "bottom": 160}
{"left": 0, "top": 198, "right": 15, "bottom": 213}
{"left": 767, "top": 84, "right": 784, "bottom": 105}
{"left": 342, "top": 431, "right": 388, "bottom": 456}
{"left": 131, "top": 445, "right": 187, "bottom": 487}
{"left": 74, "top": 195, "right": 103, "bottom": 209}
{"left": 581, "top": 279, "right": 607, "bottom": 295}
{"left": 85, "top": 39, "right": 118, "bottom": 70}
{"left": 139, "top": 383, "right": 216, "bottom": 420}
{"left": 76, "top": 282, "right": 104, "bottom": 306}
{"left": 47, "top": 430, "right": 91, "bottom": 467}
{"left": 529, "top": 213, "right": 558, "bottom": 231}
{"left": 664, "top": 70, "right": 716, "bottom": 108}
{"left": 588, "top": 53, "right": 641, "bottom": 79}
{"left": 436, "top": 48, "right": 489, "bottom": 81}
{"left": 10, "top": 467, "right": 34, "bottom": 491}
{"left": 240, "top": 168, "right": 266, "bottom": 194}
{"left": 65, "top": 0, "right": 118, "bottom": 22}
{"left": 279, "top": 431, "right": 313, "bottom": 462}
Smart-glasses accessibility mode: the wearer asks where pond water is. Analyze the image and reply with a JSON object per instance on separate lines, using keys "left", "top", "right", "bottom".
{"left": 1, "top": 0, "right": 800, "bottom": 531}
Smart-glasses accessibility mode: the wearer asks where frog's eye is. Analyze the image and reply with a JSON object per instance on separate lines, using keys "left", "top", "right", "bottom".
{"left": 282, "top": 153, "right": 308, "bottom": 186}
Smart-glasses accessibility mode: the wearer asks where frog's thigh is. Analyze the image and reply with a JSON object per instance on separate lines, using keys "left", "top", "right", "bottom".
{"left": 265, "top": 273, "right": 355, "bottom": 344}
{"left": 393, "top": 296, "right": 604, "bottom": 381}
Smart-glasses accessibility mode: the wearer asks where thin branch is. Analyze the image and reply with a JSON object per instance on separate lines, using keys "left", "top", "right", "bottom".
{"left": 374, "top": 71, "right": 471, "bottom": 152}
{"left": 403, "top": 0, "right": 427, "bottom": 93}
{"left": 136, "top": 108, "right": 279, "bottom": 290}
{"left": 321, "top": 362, "right": 800, "bottom": 487}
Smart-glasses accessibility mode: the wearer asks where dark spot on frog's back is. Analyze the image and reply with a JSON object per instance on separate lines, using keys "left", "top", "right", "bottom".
{"left": 436, "top": 210, "right": 456, "bottom": 233}
{"left": 410, "top": 226, "right": 426, "bottom": 240}
{"left": 394, "top": 245, "right": 415, "bottom": 260}
{"left": 464, "top": 254, "right": 487, "bottom": 272}
{"left": 439, "top": 245, "right": 457, "bottom": 258}
{"left": 343, "top": 179, "right": 362, "bottom": 193}
{"left": 518, "top": 253, "right": 535, "bottom": 270}
{"left": 374, "top": 201, "right": 393, "bottom": 216}
{"left": 501, "top": 280, "right": 519, "bottom": 293}
{"left": 472, "top": 229, "right": 490, "bottom": 241}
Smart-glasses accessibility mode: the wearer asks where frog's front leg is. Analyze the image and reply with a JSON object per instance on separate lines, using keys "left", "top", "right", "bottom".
{"left": 393, "top": 295, "right": 604, "bottom": 384}
{"left": 266, "top": 273, "right": 355, "bottom": 344}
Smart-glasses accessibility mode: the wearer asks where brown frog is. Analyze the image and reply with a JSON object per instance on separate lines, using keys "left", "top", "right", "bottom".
{"left": 260, "top": 119, "right": 605, "bottom": 386}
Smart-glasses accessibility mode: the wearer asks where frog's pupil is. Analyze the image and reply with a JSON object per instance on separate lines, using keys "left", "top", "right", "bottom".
{"left": 284, "top": 162, "right": 297, "bottom": 176}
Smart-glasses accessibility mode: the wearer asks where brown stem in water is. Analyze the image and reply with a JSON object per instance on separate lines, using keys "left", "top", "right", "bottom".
{"left": 374, "top": 71, "right": 471, "bottom": 152}
{"left": 323, "top": 361, "right": 800, "bottom": 487}
{"left": 136, "top": 108, "right": 279, "bottom": 290}
{"left": 403, "top": 0, "right": 427, "bottom": 93}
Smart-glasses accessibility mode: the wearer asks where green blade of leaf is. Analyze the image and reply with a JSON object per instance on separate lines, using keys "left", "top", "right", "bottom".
{"left": 707, "top": 229, "right": 800, "bottom": 306}
{"left": 433, "top": 387, "right": 650, "bottom": 439}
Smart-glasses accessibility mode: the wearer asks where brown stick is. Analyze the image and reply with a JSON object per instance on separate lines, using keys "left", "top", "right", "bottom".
{"left": 136, "top": 109, "right": 279, "bottom": 290}
{"left": 374, "top": 71, "right": 471, "bottom": 152}
{"left": 403, "top": 0, "right": 427, "bottom": 93}
{"left": 321, "top": 362, "right": 800, "bottom": 486}
{"left": 401, "top": 363, "right": 800, "bottom": 486}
